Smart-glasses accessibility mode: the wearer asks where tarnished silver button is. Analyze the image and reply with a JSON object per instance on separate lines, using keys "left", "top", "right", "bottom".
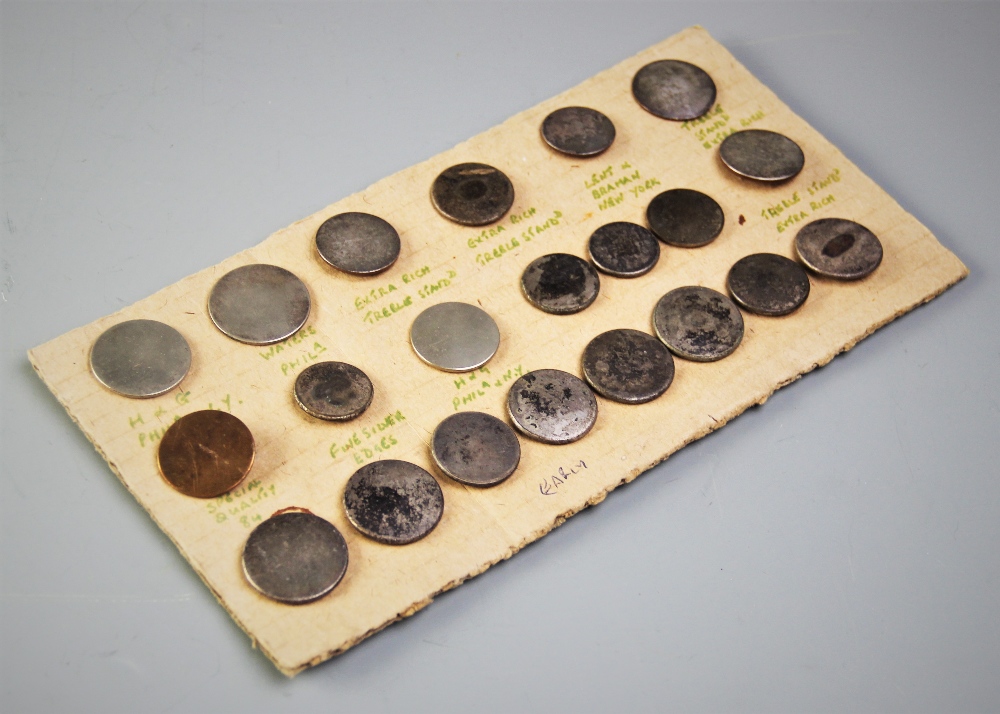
{"left": 89, "top": 319, "right": 191, "bottom": 398}
{"left": 520, "top": 253, "right": 600, "bottom": 314}
{"left": 315, "top": 212, "right": 401, "bottom": 276}
{"left": 541, "top": 106, "right": 616, "bottom": 157}
{"left": 727, "top": 253, "right": 811, "bottom": 316}
{"left": 646, "top": 188, "right": 725, "bottom": 248}
{"left": 431, "top": 411, "right": 521, "bottom": 487}
{"left": 794, "top": 218, "right": 884, "bottom": 280}
{"left": 588, "top": 222, "right": 660, "bottom": 277}
{"left": 242, "top": 511, "right": 349, "bottom": 605}
{"left": 506, "top": 369, "right": 598, "bottom": 444}
{"left": 719, "top": 129, "right": 805, "bottom": 182}
{"left": 294, "top": 361, "right": 374, "bottom": 421}
{"left": 208, "top": 264, "right": 311, "bottom": 345}
{"left": 431, "top": 163, "right": 514, "bottom": 226}
{"left": 343, "top": 460, "right": 444, "bottom": 545}
{"left": 158, "top": 410, "right": 255, "bottom": 498}
{"left": 653, "top": 286, "right": 744, "bottom": 362}
{"left": 410, "top": 302, "right": 500, "bottom": 372}
{"left": 632, "top": 59, "right": 716, "bottom": 121}
{"left": 582, "top": 329, "right": 674, "bottom": 404}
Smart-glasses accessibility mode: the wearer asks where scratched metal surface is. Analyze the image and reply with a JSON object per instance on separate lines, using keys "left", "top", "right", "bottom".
{"left": 3, "top": 2, "right": 999, "bottom": 712}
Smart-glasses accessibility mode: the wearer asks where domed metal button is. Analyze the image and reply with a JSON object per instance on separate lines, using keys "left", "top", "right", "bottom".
{"left": 410, "top": 302, "right": 500, "bottom": 372}
{"left": 632, "top": 59, "right": 716, "bottom": 121}
{"left": 587, "top": 222, "right": 660, "bottom": 278}
{"left": 294, "top": 361, "right": 374, "bottom": 421}
{"left": 431, "top": 163, "right": 514, "bottom": 226}
{"left": 541, "top": 106, "right": 616, "bottom": 157}
{"left": 431, "top": 411, "right": 521, "bottom": 487}
{"left": 646, "top": 188, "right": 725, "bottom": 248}
{"left": 719, "top": 129, "right": 805, "bottom": 182}
{"left": 582, "top": 329, "right": 674, "bottom": 404}
{"left": 315, "top": 212, "right": 401, "bottom": 276}
{"left": 794, "top": 218, "right": 883, "bottom": 280}
{"left": 506, "top": 369, "right": 598, "bottom": 444}
{"left": 727, "top": 253, "right": 811, "bottom": 316}
{"left": 520, "top": 253, "right": 600, "bottom": 314}
{"left": 653, "top": 286, "right": 744, "bottom": 361}
{"left": 343, "top": 460, "right": 444, "bottom": 545}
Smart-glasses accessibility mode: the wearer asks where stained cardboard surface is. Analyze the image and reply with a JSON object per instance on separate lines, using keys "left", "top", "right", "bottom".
{"left": 28, "top": 27, "right": 967, "bottom": 676}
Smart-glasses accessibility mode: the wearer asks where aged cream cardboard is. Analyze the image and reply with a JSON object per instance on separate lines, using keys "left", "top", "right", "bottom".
{"left": 29, "top": 27, "right": 967, "bottom": 675}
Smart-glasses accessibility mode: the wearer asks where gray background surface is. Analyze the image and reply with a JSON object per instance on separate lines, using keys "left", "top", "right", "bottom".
{"left": 2, "top": 2, "right": 999, "bottom": 712}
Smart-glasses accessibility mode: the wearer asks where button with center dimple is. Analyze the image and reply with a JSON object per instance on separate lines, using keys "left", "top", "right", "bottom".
{"left": 582, "top": 329, "right": 674, "bottom": 404}
{"left": 631, "top": 59, "right": 717, "bottom": 121}
{"left": 653, "top": 286, "right": 744, "bottom": 362}
{"left": 89, "top": 319, "right": 191, "bottom": 398}
{"left": 794, "top": 217, "right": 884, "bottom": 280}
{"left": 410, "top": 302, "right": 500, "bottom": 372}
{"left": 293, "top": 361, "right": 374, "bottom": 421}
{"left": 242, "top": 511, "right": 349, "bottom": 605}
{"left": 431, "top": 163, "right": 515, "bottom": 226}
{"left": 541, "top": 106, "right": 616, "bottom": 157}
{"left": 431, "top": 411, "right": 521, "bottom": 487}
{"left": 588, "top": 222, "right": 660, "bottom": 277}
{"left": 520, "top": 253, "right": 601, "bottom": 314}
{"left": 208, "top": 264, "right": 311, "bottom": 345}
{"left": 506, "top": 369, "right": 598, "bottom": 445}
{"left": 727, "top": 253, "right": 811, "bottom": 316}
{"left": 343, "top": 460, "right": 444, "bottom": 545}
{"left": 157, "top": 410, "right": 256, "bottom": 498}
{"left": 646, "top": 188, "right": 725, "bottom": 248}
{"left": 719, "top": 129, "right": 805, "bottom": 182}
{"left": 315, "top": 212, "right": 401, "bottom": 275}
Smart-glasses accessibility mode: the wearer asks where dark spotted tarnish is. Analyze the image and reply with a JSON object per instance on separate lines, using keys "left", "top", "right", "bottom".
{"left": 794, "top": 217, "right": 884, "bottom": 280}
{"left": 432, "top": 411, "right": 521, "bottom": 487}
{"left": 431, "top": 163, "right": 515, "bottom": 226}
{"left": 719, "top": 129, "right": 805, "bottom": 182}
{"left": 653, "top": 286, "right": 744, "bottom": 362}
{"left": 588, "top": 222, "right": 661, "bottom": 277}
{"left": 89, "top": 319, "right": 191, "bottom": 398}
{"left": 581, "top": 329, "right": 674, "bottom": 404}
{"left": 343, "top": 460, "right": 443, "bottom": 545}
{"left": 157, "top": 410, "right": 255, "bottom": 498}
{"left": 727, "top": 253, "right": 811, "bottom": 316}
{"left": 506, "top": 369, "right": 598, "bottom": 444}
{"left": 294, "top": 361, "right": 374, "bottom": 421}
{"left": 520, "top": 253, "right": 600, "bottom": 314}
{"left": 541, "top": 106, "right": 616, "bottom": 157}
{"left": 632, "top": 59, "right": 717, "bottom": 121}
{"left": 646, "top": 188, "right": 725, "bottom": 248}
{"left": 242, "top": 511, "right": 348, "bottom": 604}
{"left": 315, "top": 212, "right": 401, "bottom": 275}
{"left": 208, "top": 264, "right": 311, "bottom": 345}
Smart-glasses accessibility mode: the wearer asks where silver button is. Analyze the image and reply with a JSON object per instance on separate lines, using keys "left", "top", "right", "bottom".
{"left": 432, "top": 411, "right": 521, "bottom": 487}
{"left": 294, "top": 361, "right": 374, "bottom": 421}
{"left": 541, "top": 106, "right": 616, "bottom": 157}
{"left": 719, "top": 129, "right": 805, "bottom": 182}
{"left": 794, "top": 218, "right": 883, "bottom": 280}
{"left": 727, "top": 253, "right": 811, "bottom": 316}
{"left": 89, "top": 319, "right": 191, "bottom": 398}
{"left": 588, "top": 222, "right": 660, "bottom": 278}
{"left": 506, "top": 369, "right": 598, "bottom": 444}
{"left": 208, "top": 264, "right": 310, "bottom": 345}
{"left": 410, "top": 302, "right": 500, "bottom": 372}
{"left": 242, "top": 511, "right": 349, "bottom": 604}
{"left": 431, "top": 163, "right": 514, "bottom": 226}
{"left": 520, "top": 253, "right": 600, "bottom": 314}
{"left": 653, "top": 286, "right": 744, "bottom": 361}
{"left": 632, "top": 59, "right": 716, "bottom": 121}
{"left": 646, "top": 188, "right": 725, "bottom": 248}
{"left": 343, "top": 460, "right": 444, "bottom": 545}
{"left": 315, "top": 212, "right": 401, "bottom": 276}
{"left": 582, "top": 329, "right": 674, "bottom": 404}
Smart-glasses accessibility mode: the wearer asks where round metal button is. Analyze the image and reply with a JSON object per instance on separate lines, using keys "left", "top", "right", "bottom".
{"left": 520, "top": 253, "right": 601, "bottom": 314}
{"left": 208, "top": 264, "right": 311, "bottom": 345}
{"left": 727, "top": 253, "right": 811, "bottom": 316}
{"left": 89, "top": 319, "right": 191, "bottom": 398}
{"left": 719, "top": 129, "right": 805, "bottom": 182}
{"left": 794, "top": 218, "right": 884, "bottom": 280}
{"left": 294, "top": 361, "right": 374, "bottom": 421}
{"left": 242, "top": 511, "right": 349, "bottom": 605}
{"left": 653, "top": 286, "right": 744, "bottom": 362}
{"left": 157, "top": 410, "right": 255, "bottom": 498}
{"left": 343, "top": 460, "right": 444, "bottom": 545}
{"left": 315, "top": 212, "right": 401, "bottom": 275}
{"left": 582, "top": 329, "right": 674, "bottom": 404}
{"left": 588, "top": 222, "right": 660, "bottom": 278}
{"left": 541, "top": 106, "right": 616, "bottom": 157}
{"left": 506, "top": 369, "right": 598, "bottom": 445}
{"left": 410, "top": 302, "right": 500, "bottom": 372}
{"left": 431, "top": 163, "right": 515, "bottom": 226}
{"left": 431, "top": 411, "right": 521, "bottom": 488}
{"left": 646, "top": 188, "right": 725, "bottom": 248}
{"left": 631, "top": 59, "right": 717, "bottom": 121}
